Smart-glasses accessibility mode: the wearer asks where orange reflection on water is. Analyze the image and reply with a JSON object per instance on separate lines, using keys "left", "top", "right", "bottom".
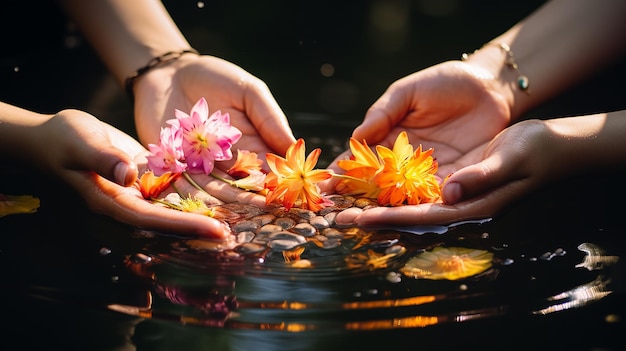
{"left": 346, "top": 315, "right": 439, "bottom": 330}
{"left": 342, "top": 295, "right": 436, "bottom": 309}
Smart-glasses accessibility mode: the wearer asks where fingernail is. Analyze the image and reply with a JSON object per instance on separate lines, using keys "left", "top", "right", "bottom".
{"left": 220, "top": 221, "right": 233, "bottom": 238}
{"left": 335, "top": 207, "right": 363, "bottom": 225}
{"left": 443, "top": 182, "right": 462, "bottom": 204}
{"left": 114, "top": 162, "right": 137, "bottom": 186}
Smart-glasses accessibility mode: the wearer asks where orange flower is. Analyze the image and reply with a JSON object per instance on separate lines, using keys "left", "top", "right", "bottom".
{"left": 227, "top": 149, "right": 264, "bottom": 179}
{"left": 335, "top": 138, "right": 382, "bottom": 198}
{"left": 336, "top": 131, "right": 441, "bottom": 206}
{"left": 375, "top": 133, "right": 441, "bottom": 206}
{"left": 265, "top": 138, "right": 333, "bottom": 212}
{"left": 136, "top": 171, "right": 180, "bottom": 199}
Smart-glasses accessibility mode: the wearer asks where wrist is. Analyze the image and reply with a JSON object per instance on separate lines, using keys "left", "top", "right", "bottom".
{"left": 462, "top": 42, "right": 530, "bottom": 121}
{"left": 125, "top": 48, "right": 200, "bottom": 100}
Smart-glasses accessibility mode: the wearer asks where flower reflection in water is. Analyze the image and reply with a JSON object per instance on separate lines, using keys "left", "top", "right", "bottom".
{"left": 400, "top": 246, "right": 494, "bottom": 280}
{"left": 104, "top": 234, "right": 623, "bottom": 334}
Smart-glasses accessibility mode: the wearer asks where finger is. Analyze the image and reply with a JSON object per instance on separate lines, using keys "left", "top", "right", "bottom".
{"left": 77, "top": 173, "right": 232, "bottom": 239}
{"left": 345, "top": 199, "right": 487, "bottom": 227}
{"left": 343, "top": 177, "right": 529, "bottom": 227}
{"left": 72, "top": 142, "right": 139, "bottom": 187}
{"left": 318, "top": 149, "right": 352, "bottom": 194}
{"left": 171, "top": 176, "right": 224, "bottom": 206}
{"left": 441, "top": 153, "right": 521, "bottom": 205}
{"left": 244, "top": 81, "right": 296, "bottom": 154}
{"left": 352, "top": 81, "right": 413, "bottom": 144}
{"left": 184, "top": 172, "right": 268, "bottom": 208}
{"left": 116, "top": 194, "right": 232, "bottom": 240}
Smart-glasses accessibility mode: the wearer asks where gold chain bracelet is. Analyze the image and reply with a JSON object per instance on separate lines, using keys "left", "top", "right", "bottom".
{"left": 462, "top": 42, "right": 530, "bottom": 95}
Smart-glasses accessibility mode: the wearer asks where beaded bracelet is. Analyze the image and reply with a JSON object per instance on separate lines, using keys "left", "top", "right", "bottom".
{"left": 462, "top": 42, "right": 530, "bottom": 95}
{"left": 124, "top": 48, "right": 200, "bottom": 99}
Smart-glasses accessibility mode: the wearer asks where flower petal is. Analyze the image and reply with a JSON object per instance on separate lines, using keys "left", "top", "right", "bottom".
{"left": 0, "top": 194, "right": 40, "bottom": 217}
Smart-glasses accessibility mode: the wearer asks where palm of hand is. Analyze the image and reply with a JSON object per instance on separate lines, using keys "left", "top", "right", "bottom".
{"left": 350, "top": 60, "right": 512, "bottom": 178}
{"left": 133, "top": 55, "right": 294, "bottom": 173}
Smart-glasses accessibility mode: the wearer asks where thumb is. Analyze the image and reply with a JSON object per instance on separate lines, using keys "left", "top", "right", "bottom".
{"left": 352, "top": 84, "right": 412, "bottom": 143}
{"left": 442, "top": 155, "right": 511, "bottom": 205}
{"left": 80, "top": 145, "right": 139, "bottom": 187}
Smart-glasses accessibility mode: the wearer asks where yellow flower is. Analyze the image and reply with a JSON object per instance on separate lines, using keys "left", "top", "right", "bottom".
{"left": 401, "top": 246, "right": 494, "bottom": 280}
{"left": 179, "top": 196, "right": 215, "bottom": 216}
{"left": 375, "top": 134, "right": 441, "bottom": 206}
{"left": 265, "top": 138, "right": 333, "bottom": 212}
{"left": 0, "top": 194, "right": 40, "bottom": 217}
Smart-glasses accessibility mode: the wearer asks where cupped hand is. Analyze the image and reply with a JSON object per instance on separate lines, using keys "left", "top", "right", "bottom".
{"left": 133, "top": 54, "right": 296, "bottom": 169}
{"left": 336, "top": 119, "right": 556, "bottom": 226}
{"left": 33, "top": 110, "right": 231, "bottom": 239}
{"left": 132, "top": 54, "right": 295, "bottom": 205}
{"left": 329, "top": 60, "right": 512, "bottom": 178}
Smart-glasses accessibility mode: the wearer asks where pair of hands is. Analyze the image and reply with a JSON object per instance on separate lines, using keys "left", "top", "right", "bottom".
{"left": 38, "top": 54, "right": 295, "bottom": 239}
{"left": 329, "top": 60, "right": 548, "bottom": 227}
{"left": 44, "top": 57, "right": 550, "bottom": 238}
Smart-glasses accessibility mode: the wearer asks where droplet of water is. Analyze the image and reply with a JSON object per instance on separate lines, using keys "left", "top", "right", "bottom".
{"left": 196, "top": 1, "right": 205, "bottom": 9}
{"left": 386, "top": 271, "right": 401, "bottom": 283}
{"left": 540, "top": 252, "right": 554, "bottom": 261}
{"left": 130, "top": 253, "right": 152, "bottom": 264}
{"left": 605, "top": 314, "right": 621, "bottom": 323}
{"left": 99, "top": 247, "right": 111, "bottom": 256}
{"left": 502, "top": 258, "right": 514, "bottom": 265}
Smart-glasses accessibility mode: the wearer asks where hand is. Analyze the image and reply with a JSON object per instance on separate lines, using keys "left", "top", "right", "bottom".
{"left": 336, "top": 119, "right": 558, "bottom": 226}
{"left": 32, "top": 110, "right": 231, "bottom": 239}
{"left": 329, "top": 60, "right": 512, "bottom": 178}
{"left": 133, "top": 54, "right": 296, "bottom": 168}
{"left": 132, "top": 54, "right": 294, "bottom": 205}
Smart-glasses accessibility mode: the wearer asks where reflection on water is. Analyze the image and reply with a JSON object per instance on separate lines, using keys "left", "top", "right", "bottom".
{"left": 2, "top": 162, "right": 626, "bottom": 351}
{"left": 97, "top": 222, "right": 620, "bottom": 336}
{"left": 533, "top": 243, "right": 619, "bottom": 316}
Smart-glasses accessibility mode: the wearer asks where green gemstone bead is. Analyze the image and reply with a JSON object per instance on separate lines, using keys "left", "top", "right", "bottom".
{"left": 517, "top": 75, "right": 529, "bottom": 91}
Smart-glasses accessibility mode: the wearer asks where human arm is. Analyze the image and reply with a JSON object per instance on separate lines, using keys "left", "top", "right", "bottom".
{"left": 341, "top": 0, "right": 626, "bottom": 178}
{"left": 336, "top": 110, "right": 626, "bottom": 226}
{"left": 58, "top": 0, "right": 296, "bottom": 167}
{"left": 0, "top": 101, "right": 230, "bottom": 239}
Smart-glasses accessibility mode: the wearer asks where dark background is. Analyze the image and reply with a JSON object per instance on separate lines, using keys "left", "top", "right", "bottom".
{"left": 2, "top": 0, "right": 625, "bottom": 159}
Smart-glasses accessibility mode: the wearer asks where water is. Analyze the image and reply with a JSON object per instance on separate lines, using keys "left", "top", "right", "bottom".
{"left": 1, "top": 168, "right": 625, "bottom": 350}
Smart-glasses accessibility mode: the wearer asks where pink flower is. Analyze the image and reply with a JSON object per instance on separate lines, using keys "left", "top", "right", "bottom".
{"left": 171, "top": 98, "right": 242, "bottom": 175}
{"left": 146, "top": 124, "right": 187, "bottom": 175}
